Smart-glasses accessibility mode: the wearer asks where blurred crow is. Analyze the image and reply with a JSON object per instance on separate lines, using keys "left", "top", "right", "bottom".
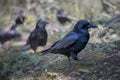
{"left": 26, "top": 19, "right": 48, "bottom": 53}
{"left": 0, "top": 24, "right": 21, "bottom": 44}
{"left": 15, "top": 14, "right": 25, "bottom": 25}
{"left": 104, "top": 14, "right": 120, "bottom": 27}
{"left": 0, "top": 12, "right": 26, "bottom": 45}
{"left": 41, "top": 20, "right": 97, "bottom": 66}
{"left": 56, "top": 9, "right": 71, "bottom": 25}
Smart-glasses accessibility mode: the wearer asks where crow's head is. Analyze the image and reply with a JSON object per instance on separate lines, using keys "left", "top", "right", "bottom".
{"left": 36, "top": 19, "right": 48, "bottom": 29}
{"left": 15, "top": 15, "right": 26, "bottom": 25}
{"left": 73, "top": 20, "right": 97, "bottom": 32}
{"left": 57, "top": 9, "right": 64, "bottom": 15}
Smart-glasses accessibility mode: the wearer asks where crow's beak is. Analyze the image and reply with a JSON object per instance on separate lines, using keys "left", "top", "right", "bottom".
{"left": 88, "top": 23, "right": 98, "bottom": 28}
{"left": 44, "top": 20, "right": 49, "bottom": 24}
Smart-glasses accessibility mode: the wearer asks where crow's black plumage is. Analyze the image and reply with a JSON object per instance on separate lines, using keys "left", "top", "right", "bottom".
{"left": 26, "top": 19, "right": 48, "bottom": 53}
{"left": 0, "top": 24, "right": 21, "bottom": 44}
{"left": 41, "top": 20, "right": 97, "bottom": 66}
{"left": 56, "top": 9, "right": 71, "bottom": 25}
{"left": 15, "top": 14, "right": 25, "bottom": 25}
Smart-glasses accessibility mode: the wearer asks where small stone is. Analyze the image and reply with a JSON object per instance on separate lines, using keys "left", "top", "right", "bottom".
{"left": 78, "top": 69, "right": 90, "bottom": 74}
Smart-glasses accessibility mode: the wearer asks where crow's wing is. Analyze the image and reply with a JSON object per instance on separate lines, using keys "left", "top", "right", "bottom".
{"left": 50, "top": 32, "right": 78, "bottom": 50}
{"left": 26, "top": 30, "right": 36, "bottom": 44}
{"left": 27, "top": 29, "right": 46, "bottom": 44}
{"left": 40, "top": 40, "right": 60, "bottom": 53}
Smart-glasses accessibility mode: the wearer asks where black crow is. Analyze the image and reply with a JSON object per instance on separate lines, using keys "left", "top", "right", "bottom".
{"left": 0, "top": 24, "right": 21, "bottom": 44}
{"left": 15, "top": 14, "right": 25, "bottom": 25}
{"left": 41, "top": 20, "right": 97, "bottom": 66}
{"left": 0, "top": 11, "right": 26, "bottom": 45}
{"left": 56, "top": 9, "right": 71, "bottom": 25}
{"left": 26, "top": 19, "right": 48, "bottom": 53}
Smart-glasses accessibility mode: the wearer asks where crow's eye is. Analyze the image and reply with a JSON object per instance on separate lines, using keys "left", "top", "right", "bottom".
{"left": 83, "top": 23, "right": 89, "bottom": 27}
{"left": 86, "top": 23, "right": 89, "bottom": 26}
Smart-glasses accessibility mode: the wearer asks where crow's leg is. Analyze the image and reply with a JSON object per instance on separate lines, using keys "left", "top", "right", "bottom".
{"left": 71, "top": 52, "right": 79, "bottom": 61}
{"left": 34, "top": 50, "right": 36, "bottom": 53}
{"left": 68, "top": 57, "right": 72, "bottom": 68}
{"left": 32, "top": 46, "right": 37, "bottom": 53}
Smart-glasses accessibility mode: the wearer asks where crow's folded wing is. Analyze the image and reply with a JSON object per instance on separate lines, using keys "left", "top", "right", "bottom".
{"left": 26, "top": 30, "right": 36, "bottom": 44}
{"left": 50, "top": 32, "right": 78, "bottom": 50}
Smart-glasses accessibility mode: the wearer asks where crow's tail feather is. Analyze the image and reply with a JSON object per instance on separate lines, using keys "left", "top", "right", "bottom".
{"left": 39, "top": 49, "right": 50, "bottom": 56}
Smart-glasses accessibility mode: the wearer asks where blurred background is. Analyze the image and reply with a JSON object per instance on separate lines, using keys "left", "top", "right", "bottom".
{"left": 0, "top": 0, "right": 120, "bottom": 80}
